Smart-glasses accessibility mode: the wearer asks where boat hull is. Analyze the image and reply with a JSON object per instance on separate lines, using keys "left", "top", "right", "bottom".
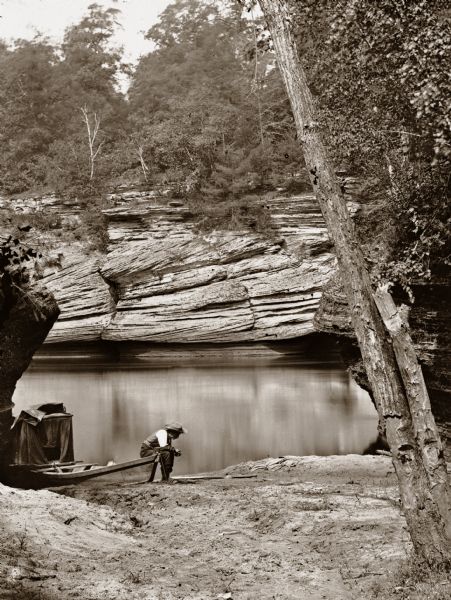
{"left": 4, "top": 455, "right": 159, "bottom": 489}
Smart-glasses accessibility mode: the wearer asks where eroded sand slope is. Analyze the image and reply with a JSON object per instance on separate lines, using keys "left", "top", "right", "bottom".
{"left": 0, "top": 456, "right": 423, "bottom": 600}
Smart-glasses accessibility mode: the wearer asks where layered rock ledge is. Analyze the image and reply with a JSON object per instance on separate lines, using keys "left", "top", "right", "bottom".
{"left": 39, "top": 191, "right": 341, "bottom": 344}
{"left": 3, "top": 188, "right": 449, "bottom": 451}
{"left": 315, "top": 274, "right": 451, "bottom": 455}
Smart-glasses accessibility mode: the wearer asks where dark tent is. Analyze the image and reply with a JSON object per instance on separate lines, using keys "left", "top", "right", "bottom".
{"left": 11, "top": 403, "right": 74, "bottom": 465}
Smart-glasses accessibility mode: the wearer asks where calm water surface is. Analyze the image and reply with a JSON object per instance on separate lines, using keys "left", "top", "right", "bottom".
{"left": 13, "top": 360, "right": 378, "bottom": 476}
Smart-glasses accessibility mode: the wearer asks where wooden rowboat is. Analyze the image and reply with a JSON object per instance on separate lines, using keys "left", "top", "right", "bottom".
{"left": 6, "top": 402, "right": 160, "bottom": 489}
{"left": 7, "top": 455, "right": 159, "bottom": 489}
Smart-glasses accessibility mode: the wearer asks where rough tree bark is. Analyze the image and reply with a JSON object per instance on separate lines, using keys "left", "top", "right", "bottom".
{"left": 258, "top": 0, "right": 451, "bottom": 563}
{"left": 374, "top": 284, "right": 450, "bottom": 535}
{"left": 0, "top": 282, "right": 59, "bottom": 471}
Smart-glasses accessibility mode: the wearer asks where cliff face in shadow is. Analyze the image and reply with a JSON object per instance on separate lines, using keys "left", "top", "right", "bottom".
{"left": 0, "top": 279, "right": 59, "bottom": 467}
{"left": 314, "top": 274, "right": 451, "bottom": 458}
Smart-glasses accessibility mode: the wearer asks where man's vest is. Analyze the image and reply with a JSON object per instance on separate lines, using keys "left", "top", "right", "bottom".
{"left": 141, "top": 430, "right": 172, "bottom": 451}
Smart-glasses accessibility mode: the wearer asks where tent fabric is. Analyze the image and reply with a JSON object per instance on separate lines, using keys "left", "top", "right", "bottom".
{"left": 12, "top": 421, "right": 48, "bottom": 465}
{"left": 12, "top": 414, "right": 74, "bottom": 465}
{"left": 11, "top": 403, "right": 69, "bottom": 430}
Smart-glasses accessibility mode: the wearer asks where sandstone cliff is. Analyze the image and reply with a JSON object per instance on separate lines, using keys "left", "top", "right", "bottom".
{"left": 2, "top": 189, "right": 449, "bottom": 452}
{"left": 315, "top": 274, "right": 451, "bottom": 455}
{"left": 37, "top": 191, "right": 343, "bottom": 344}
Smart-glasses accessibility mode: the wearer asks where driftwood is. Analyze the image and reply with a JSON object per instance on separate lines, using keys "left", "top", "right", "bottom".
{"left": 375, "top": 450, "right": 391, "bottom": 457}
{"left": 173, "top": 474, "right": 258, "bottom": 481}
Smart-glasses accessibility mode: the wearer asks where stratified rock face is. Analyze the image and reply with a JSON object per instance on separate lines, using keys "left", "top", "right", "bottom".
{"left": 0, "top": 192, "right": 80, "bottom": 217}
{"left": 102, "top": 234, "right": 334, "bottom": 342}
{"left": 44, "top": 258, "right": 115, "bottom": 343}
{"left": 315, "top": 275, "right": 451, "bottom": 456}
{"left": 315, "top": 276, "right": 451, "bottom": 395}
{"left": 41, "top": 191, "right": 339, "bottom": 343}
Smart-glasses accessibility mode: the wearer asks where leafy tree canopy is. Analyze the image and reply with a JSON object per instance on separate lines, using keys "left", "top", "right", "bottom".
{"left": 0, "top": 0, "right": 449, "bottom": 269}
{"left": 128, "top": 0, "right": 302, "bottom": 203}
{"left": 0, "top": 38, "right": 62, "bottom": 193}
{"left": 287, "top": 0, "right": 451, "bottom": 288}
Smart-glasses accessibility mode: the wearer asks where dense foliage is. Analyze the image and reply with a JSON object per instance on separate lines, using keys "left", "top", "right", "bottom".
{"left": 288, "top": 0, "right": 451, "bottom": 288}
{"left": 0, "top": 2, "right": 301, "bottom": 199}
{"left": 0, "top": 0, "right": 449, "bottom": 287}
{"left": 0, "top": 236, "right": 45, "bottom": 324}
{"left": 0, "top": 4, "right": 128, "bottom": 198}
{"left": 0, "top": 1, "right": 305, "bottom": 235}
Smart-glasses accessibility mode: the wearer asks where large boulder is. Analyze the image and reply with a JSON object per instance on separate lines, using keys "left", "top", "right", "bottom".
{"left": 0, "top": 279, "right": 59, "bottom": 468}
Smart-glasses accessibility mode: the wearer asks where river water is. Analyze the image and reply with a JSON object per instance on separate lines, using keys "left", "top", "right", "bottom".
{"left": 12, "top": 345, "right": 378, "bottom": 476}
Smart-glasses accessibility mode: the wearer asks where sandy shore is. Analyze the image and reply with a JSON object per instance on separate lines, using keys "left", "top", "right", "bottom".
{"left": 1, "top": 455, "right": 447, "bottom": 600}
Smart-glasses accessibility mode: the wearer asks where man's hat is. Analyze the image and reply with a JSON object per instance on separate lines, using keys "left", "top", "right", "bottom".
{"left": 164, "top": 422, "right": 187, "bottom": 434}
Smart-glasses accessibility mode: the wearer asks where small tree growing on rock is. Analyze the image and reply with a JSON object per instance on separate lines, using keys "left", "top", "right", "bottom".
{"left": 80, "top": 106, "right": 105, "bottom": 181}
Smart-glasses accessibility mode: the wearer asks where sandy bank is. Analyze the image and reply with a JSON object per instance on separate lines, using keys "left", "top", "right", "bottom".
{"left": 0, "top": 455, "right": 447, "bottom": 600}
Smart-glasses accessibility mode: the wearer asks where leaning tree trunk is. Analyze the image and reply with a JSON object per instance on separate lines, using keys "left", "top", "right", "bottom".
{"left": 373, "top": 285, "right": 451, "bottom": 536}
{"left": 258, "top": 0, "right": 451, "bottom": 563}
{"left": 0, "top": 282, "right": 59, "bottom": 471}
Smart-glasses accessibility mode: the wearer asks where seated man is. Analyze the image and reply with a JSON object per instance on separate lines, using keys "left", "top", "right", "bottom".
{"left": 140, "top": 422, "right": 186, "bottom": 482}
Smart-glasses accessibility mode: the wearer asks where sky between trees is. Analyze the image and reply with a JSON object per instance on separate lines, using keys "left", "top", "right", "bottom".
{"left": 0, "top": 0, "right": 169, "bottom": 73}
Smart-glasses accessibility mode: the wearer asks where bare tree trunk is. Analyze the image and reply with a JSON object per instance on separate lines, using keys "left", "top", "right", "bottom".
{"left": 258, "top": 0, "right": 451, "bottom": 563}
{"left": 374, "top": 285, "right": 450, "bottom": 532}
{"left": 251, "top": 8, "right": 265, "bottom": 146}
{"left": 80, "top": 106, "right": 104, "bottom": 180}
{"left": 135, "top": 143, "right": 149, "bottom": 182}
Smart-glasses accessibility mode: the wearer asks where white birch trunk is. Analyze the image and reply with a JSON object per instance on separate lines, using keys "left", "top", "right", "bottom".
{"left": 80, "top": 107, "right": 104, "bottom": 180}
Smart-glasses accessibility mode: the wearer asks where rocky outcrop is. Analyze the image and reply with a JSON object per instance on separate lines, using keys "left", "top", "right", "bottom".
{"left": 0, "top": 281, "right": 59, "bottom": 467}
{"left": 315, "top": 275, "right": 451, "bottom": 457}
{"left": 44, "top": 258, "right": 114, "bottom": 343}
{"left": 41, "top": 191, "right": 341, "bottom": 344}
{"left": 3, "top": 189, "right": 449, "bottom": 454}
{"left": 102, "top": 236, "right": 333, "bottom": 343}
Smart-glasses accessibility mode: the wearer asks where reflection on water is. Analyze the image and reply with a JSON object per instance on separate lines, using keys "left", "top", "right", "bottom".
{"left": 13, "top": 364, "right": 378, "bottom": 475}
